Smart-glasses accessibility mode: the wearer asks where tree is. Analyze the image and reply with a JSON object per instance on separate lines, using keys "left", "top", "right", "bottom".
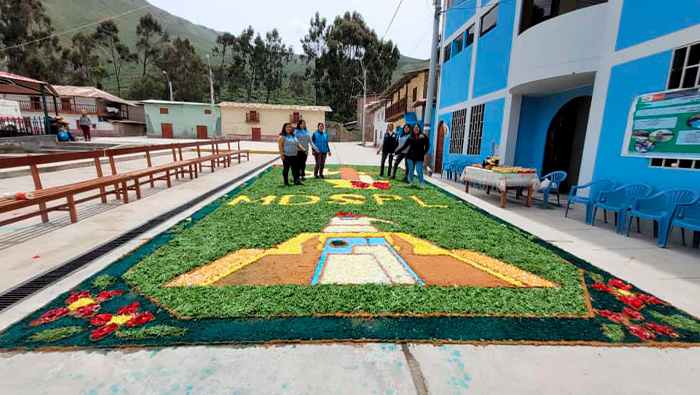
{"left": 136, "top": 14, "right": 169, "bottom": 76}
{"left": 311, "top": 11, "right": 400, "bottom": 121}
{"left": 260, "top": 29, "right": 291, "bottom": 103}
{"left": 288, "top": 72, "right": 309, "bottom": 98}
{"left": 128, "top": 73, "right": 167, "bottom": 100}
{"left": 68, "top": 32, "right": 101, "bottom": 85}
{"left": 301, "top": 12, "right": 328, "bottom": 104}
{"left": 94, "top": 20, "right": 135, "bottom": 96}
{"left": 157, "top": 38, "right": 207, "bottom": 102}
{"left": 212, "top": 32, "right": 236, "bottom": 96}
{"left": 0, "top": 0, "right": 65, "bottom": 82}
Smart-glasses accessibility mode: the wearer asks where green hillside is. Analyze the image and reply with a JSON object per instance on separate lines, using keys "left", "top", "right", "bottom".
{"left": 40, "top": 0, "right": 425, "bottom": 99}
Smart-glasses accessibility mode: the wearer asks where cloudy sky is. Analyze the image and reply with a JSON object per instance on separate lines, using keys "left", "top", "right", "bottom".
{"left": 147, "top": 0, "right": 435, "bottom": 59}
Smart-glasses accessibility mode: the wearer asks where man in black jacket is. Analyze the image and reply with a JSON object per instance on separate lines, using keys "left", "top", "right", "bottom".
{"left": 376, "top": 124, "right": 397, "bottom": 177}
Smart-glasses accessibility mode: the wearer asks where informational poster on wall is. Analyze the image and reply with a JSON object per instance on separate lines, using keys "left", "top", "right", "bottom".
{"left": 622, "top": 87, "right": 700, "bottom": 159}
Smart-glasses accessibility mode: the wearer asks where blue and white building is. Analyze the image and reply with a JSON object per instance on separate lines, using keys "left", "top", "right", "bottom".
{"left": 434, "top": 0, "right": 700, "bottom": 191}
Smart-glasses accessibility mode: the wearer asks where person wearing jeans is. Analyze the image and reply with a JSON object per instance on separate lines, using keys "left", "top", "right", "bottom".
{"left": 278, "top": 123, "right": 307, "bottom": 186}
{"left": 311, "top": 122, "right": 331, "bottom": 178}
{"left": 392, "top": 124, "right": 411, "bottom": 180}
{"left": 396, "top": 124, "right": 430, "bottom": 188}
{"left": 376, "top": 124, "right": 397, "bottom": 177}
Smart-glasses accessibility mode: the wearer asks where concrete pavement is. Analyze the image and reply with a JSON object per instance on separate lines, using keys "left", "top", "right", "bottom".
{"left": 1, "top": 141, "right": 699, "bottom": 394}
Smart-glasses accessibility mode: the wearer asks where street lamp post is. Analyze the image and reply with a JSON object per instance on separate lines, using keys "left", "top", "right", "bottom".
{"left": 355, "top": 59, "right": 368, "bottom": 147}
{"left": 162, "top": 70, "right": 174, "bottom": 102}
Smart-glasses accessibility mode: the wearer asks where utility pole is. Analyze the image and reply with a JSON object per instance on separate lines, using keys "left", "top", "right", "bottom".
{"left": 424, "top": 0, "right": 442, "bottom": 171}
{"left": 162, "top": 70, "right": 174, "bottom": 102}
{"left": 362, "top": 64, "right": 367, "bottom": 147}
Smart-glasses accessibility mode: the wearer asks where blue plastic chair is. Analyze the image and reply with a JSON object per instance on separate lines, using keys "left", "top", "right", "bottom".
{"left": 671, "top": 203, "right": 700, "bottom": 248}
{"left": 626, "top": 189, "right": 700, "bottom": 248}
{"left": 538, "top": 171, "right": 567, "bottom": 209}
{"left": 592, "top": 184, "right": 652, "bottom": 234}
{"left": 566, "top": 180, "right": 617, "bottom": 224}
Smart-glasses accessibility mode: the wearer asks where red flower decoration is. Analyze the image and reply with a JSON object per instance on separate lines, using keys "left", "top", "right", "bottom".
{"left": 29, "top": 308, "right": 70, "bottom": 326}
{"left": 125, "top": 311, "right": 154, "bottom": 327}
{"left": 91, "top": 323, "right": 119, "bottom": 340}
{"left": 350, "top": 181, "right": 370, "bottom": 189}
{"left": 628, "top": 325, "right": 656, "bottom": 341}
{"left": 622, "top": 307, "right": 644, "bottom": 321}
{"left": 74, "top": 303, "right": 100, "bottom": 318}
{"left": 96, "top": 290, "right": 123, "bottom": 302}
{"left": 90, "top": 314, "right": 113, "bottom": 326}
{"left": 645, "top": 322, "right": 680, "bottom": 338}
{"left": 117, "top": 302, "right": 139, "bottom": 315}
{"left": 337, "top": 211, "right": 360, "bottom": 218}
{"left": 597, "top": 310, "right": 624, "bottom": 323}
{"left": 619, "top": 295, "right": 645, "bottom": 310}
{"left": 608, "top": 279, "right": 632, "bottom": 291}
{"left": 66, "top": 290, "right": 91, "bottom": 304}
{"left": 592, "top": 283, "right": 613, "bottom": 294}
{"left": 372, "top": 182, "right": 391, "bottom": 190}
{"left": 639, "top": 294, "right": 663, "bottom": 305}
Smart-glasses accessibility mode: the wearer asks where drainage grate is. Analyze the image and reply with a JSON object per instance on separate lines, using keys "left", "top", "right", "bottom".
{"left": 0, "top": 157, "right": 279, "bottom": 312}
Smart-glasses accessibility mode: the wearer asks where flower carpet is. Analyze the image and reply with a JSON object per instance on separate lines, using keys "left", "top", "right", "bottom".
{"left": 1, "top": 165, "right": 700, "bottom": 351}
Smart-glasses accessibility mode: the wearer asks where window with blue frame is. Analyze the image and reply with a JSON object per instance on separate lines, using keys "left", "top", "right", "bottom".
{"left": 480, "top": 4, "right": 498, "bottom": 37}
{"left": 452, "top": 32, "right": 464, "bottom": 55}
{"left": 668, "top": 42, "right": 700, "bottom": 90}
{"left": 465, "top": 25, "right": 475, "bottom": 47}
{"left": 450, "top": 108, "right": 467, "bottom": 154}
{"left": 444, "top": 44, "right": 451, "bottom": 62}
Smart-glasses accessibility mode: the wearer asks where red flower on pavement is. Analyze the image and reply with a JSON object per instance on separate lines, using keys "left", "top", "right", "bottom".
{"left": 125, "top": 312, "right": 154, "bottom": 327}
{"left": 619, "top": 295, "right": 645, "bottom": 310}
{"left": 372, "top": 182, "right": 391, "bottom": 190}
{"left": 66, "top": 291, "right": 91, "bottom": 305}
{"left": 74, "top": 303, "right": 100, "bottom": 318}
{"left": 622, "top": 307, "right": 644, "bottom": 321}
{"left": 96, "top": 290, "right": 123, "bottom": 302}
{"left": 592, "top": 283, "right": 613, "bottom": 294}
{"left": 645, "top": 322, "right": 680, "bottom": 338}
{"left": 608, "top": 279, "right": 632, "bottom": 291}
{"left": 628, "top": 325, "right": 656, "bottom": 341}
{"left": 337, "top": 211, "right": 360, "bottom": 218}
{"left": 90, "top": 314, "right": 113, "bottom": 326}
{"left": 350, "top": 181, "right": 370, "bottom": 189}
{"left": 91, "top": 323, "right": 119, "bottom": 340}
{"left": 117, "top": 302, "right": 139, "bottom": 315}
{"left": 597, "top": 310, "right": 625, "bottom": 323}
{"left": 29, "top": 308, "right": 70, "bottom": 326}
{"left": 639, "top": 294, "right": 664, "bottom": 306}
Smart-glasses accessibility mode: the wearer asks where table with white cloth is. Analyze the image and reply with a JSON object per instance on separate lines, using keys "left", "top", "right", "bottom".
{"left": 460, "top": 167, "right": 540, "bottom": 208}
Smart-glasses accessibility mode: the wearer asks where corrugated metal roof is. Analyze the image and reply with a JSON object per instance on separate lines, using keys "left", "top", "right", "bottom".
{"left": 53, "top": 85, "right": 134, "bottom": 106}
{"left": 219, "top": 102, "right": 332, "bottom": 112}
{"left": 0, "top": 71, "right": 59, "bottom": 96}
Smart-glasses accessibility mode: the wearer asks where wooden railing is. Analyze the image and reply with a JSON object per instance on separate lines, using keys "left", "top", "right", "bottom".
{"left": 18, "top": 100, "right": 98, "bottom": 115}
{"left": 0, "top": 116, "right": 46, "bottom": 137}
{"left": 385, "top": 97, "right": 407, "bottom": 121}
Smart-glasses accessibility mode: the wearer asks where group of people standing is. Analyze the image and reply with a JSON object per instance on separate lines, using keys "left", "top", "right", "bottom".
{"left": 278, "top": 120, "right": 331, "bottom": 186}
{"left": 377, "top": 123, "right": 430, "bottom": 188}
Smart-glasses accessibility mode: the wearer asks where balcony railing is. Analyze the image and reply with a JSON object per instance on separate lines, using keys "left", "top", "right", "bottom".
{"left": 520, "top": 0, "right": 608, "bottom": 34}
{"left": 0, "top": 116, "right": 46, "bottom": 137}
{"left": 385, "top": 97, "right": 408, "bottom": 121}
{"left": 18, "top": 100, "right": 98, "bottom": 115}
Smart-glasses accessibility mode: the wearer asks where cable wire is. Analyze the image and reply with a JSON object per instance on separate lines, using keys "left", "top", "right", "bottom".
{"left": 0, "top": 4, "right": 152, "bottom": 53}
{"left": 382, "top": 0, "right": 405, "bottom": 41}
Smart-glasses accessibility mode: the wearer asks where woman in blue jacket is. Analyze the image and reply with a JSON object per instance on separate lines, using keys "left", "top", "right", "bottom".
{"left": 311, "top": 122, "right": 331, "bottom": 178}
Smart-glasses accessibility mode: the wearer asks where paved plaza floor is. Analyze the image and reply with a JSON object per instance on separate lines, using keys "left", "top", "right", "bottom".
{"left": 1, "top": 139, "right": 699, "bottom": 394}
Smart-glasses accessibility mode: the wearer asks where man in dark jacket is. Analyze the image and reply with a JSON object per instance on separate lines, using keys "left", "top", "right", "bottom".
{"left": 376, "top": 124, "right": 397, "bottom": 177}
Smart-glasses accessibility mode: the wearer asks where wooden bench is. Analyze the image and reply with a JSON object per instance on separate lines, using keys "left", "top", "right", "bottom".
{"left": 0, "top": 151, "right": 128, "bottom": 226}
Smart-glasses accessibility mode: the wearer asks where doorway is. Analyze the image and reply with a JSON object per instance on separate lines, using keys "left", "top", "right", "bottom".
{"left": 541, "top": 96, "right": 592, "bottom": 191}
{"left": 252, "top": 127, "right": 262, "bottom": 141}
{"left": 161, "top": 123, "right": 173, "bottom": 139}
{"left": 434, "top": 121, "right": 446, "bottom": 173}
{"left": 196, "top": 125, "right": 208, "bottom": 139}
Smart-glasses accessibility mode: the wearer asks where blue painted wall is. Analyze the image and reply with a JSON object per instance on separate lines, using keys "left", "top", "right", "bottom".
{"left": 439, "top": 45, "right": 472, "bottom": 108}
{"left": 444, "top": 0, "right": 477, "bottom": 39}
{"left": 514, "top": 86, "right": 594, "bottom": 172}
{"left": 593, "top": 52, "right": 700, "bottom": 191}
{"left": 617, "top": 0, "right": 700, "bottom": 50}
{"left": 472, "top": 0, "right": 515, "bottom": 98}
{"left": 440, "top": 98, "right": 504, "bottom": 168}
